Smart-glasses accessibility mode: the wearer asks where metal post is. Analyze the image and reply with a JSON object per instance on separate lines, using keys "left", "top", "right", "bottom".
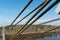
{"left": 2, "top": 27, "right": 5, "bottom": 40}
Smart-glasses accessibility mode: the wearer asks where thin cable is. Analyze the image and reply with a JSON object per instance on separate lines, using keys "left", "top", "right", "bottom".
{"left": 12, "top": 0, "right": 46, "bottom": 28}
{"left": 9, "top": 0, "right": 51, "bottom": 40}
{"left": 24, "top": 26, "right": 60, "bottom": 40}
{"left": 11, "top": 0, "right": 46, "bottom": 29}
{"left": 24, "top": 18, "right": 60, "bottom": 40}
{"left": 17, "top": 0, "right": 59, "bottom": 38}
{"left": 41, "top": 18, "right": 60, "bottom": 24}
{"left": 10, "top": 0, "right": 33, "bottom": 26}
{"left": 15, "top": 0, "right": 50, "bottom": 37}
{"left": 24, "top": 0, "right": 60, "bottom": 40}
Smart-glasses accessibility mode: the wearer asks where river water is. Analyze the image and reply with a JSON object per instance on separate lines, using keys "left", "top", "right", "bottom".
{"left": 35, "top": 35, "right": 60, "bottom": 40}
{"left": 30, "top": 33, "right": 60, "bottom": 40}
{"left": 0, "top": 33, "right": 60, "bottom": 40}
{"left": 0, "top": 35, "right": 60, "bottom": 40}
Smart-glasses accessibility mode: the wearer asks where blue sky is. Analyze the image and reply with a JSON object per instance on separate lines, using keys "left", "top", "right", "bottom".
{"left": 0, "top": 0, "right": 60, "bottom": 27}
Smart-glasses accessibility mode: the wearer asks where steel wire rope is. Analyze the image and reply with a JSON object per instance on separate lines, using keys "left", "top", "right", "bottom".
{"left": 41, "top": 18, "right": 60, "bottom": 24}
{"left": 11, "top": 0, "right": 46, "bottom": 29}
{"left": 18, "top": 0, "right": 60, "bottom": 40}
{"left": 9, "top": 0, "right": 51, "bottom": 40}
{"left": 24, "top": 18, "right": 60, "bottom": 40}
{"left": 10, "top": 0, "right": 33, "bottom": 26}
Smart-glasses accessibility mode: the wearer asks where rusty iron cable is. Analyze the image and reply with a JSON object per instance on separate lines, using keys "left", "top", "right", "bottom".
{"left": 9, "top": 0, "right": 51, "bottom": 40}
{"left": 10, "top": 0, "right": 33, "bottom": 26}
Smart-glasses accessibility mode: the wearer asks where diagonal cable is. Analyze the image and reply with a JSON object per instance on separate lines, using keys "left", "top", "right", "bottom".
{"left": 15, "top": 0, "right": 50, "bottom": 37}
{"left": 16, "top": 0, "right": 59, "bottom": 38}
{"left": 11, "top": 0, "right": 46, "bottom": 28}
{"left": 26, "top": 17, "right": 60, "bottom": 40}
{"left": 41, "top": 18, "right": 60, "bottom": 24}
{"left": 10, "top": 0, "right": 33, "bottom": 26}
{"left": 11, "top": 0, "right": 47, "bottom": 29}
{"left": 24, "top": 0, "right": 60, "bottom": 40}
{"left": 9, "top": 0, "right": 51, "bottom": 40}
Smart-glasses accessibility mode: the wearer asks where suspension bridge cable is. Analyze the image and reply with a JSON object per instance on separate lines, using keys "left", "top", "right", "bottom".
{"left": 23, "top": 0, "right": 60, "bottom": 40}
{"left": 11, "top": 0, "right": 46, "bottom": 28}
{"left": 25, "top": 25, "right": 60, "bottom": 39}
{"left": 24, "top": 0, "right": 60, "bottom": 40}
{"left": 10, "top": 0, "right": 33, "bottom": 26}
{"left": 15, "top": 0, "right": 50, "bottom": 36}
{"left": 41, "top": 18, "right": 60, "bottom": 24}
{"left": 14, "top": 0, "right": 50, "bottom": 34}
{"left": 25, "top": 18, "right": 60, "bottom": 40}
{"left": 15, "top": 0, "right": 60, "bottom": 39}
{"left": 9, "top": 0, "right": 51, "bottom": 40}
{"left": 24, "top": 18, "right": 60, "bottom": 40}
{"left": 32, "top": 0, "right": 60, "bottom": 34}
{"left": 25, "top": 25, "right": 60, "bottom": 40}
{"left": 18, "top": 0, "right": 59, "bottom": 35}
